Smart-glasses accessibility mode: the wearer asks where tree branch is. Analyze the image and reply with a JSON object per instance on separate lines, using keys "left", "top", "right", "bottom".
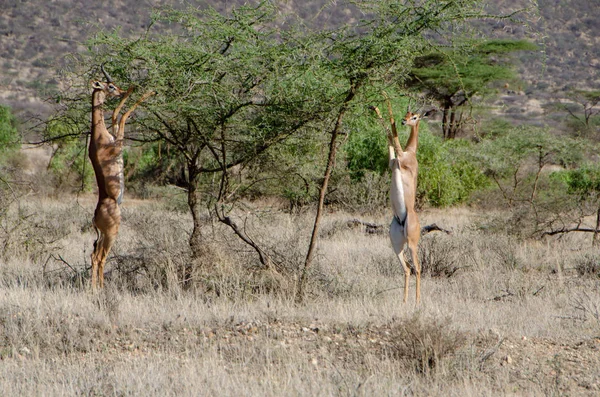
{"left": 542, "top": 226, "right": 599, "bottom": 237}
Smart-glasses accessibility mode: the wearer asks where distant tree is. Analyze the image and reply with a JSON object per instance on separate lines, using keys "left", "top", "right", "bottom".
{"left": 406, "top": 39, "right": 537, "bottom": 139}
{"left": 558, "top": 89, "right": 600, "bottom": 137}
{"left": 475, "top": 125, "right": 584, "bottom": 237}
{"left": 478, "top": 126, "right": 582, "bottom": 207}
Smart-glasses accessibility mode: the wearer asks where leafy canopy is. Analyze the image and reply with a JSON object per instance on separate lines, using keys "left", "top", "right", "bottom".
{"left": 409, "top": 39, "right": 538, "bottom": 100}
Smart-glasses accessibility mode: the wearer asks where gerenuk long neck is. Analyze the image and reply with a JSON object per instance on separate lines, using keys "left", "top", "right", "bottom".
{"left": 405, "top": 121, "right": 419, "bottom": 153}
{"left": 91, "top": 90, "right": 107, "bottom": 138}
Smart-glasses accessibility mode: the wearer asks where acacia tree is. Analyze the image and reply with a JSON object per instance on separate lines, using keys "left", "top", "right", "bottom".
{"left": 558, "top": 89, "right": 600, "bottom": 137}
{"left": 126, "top": 7, "right": 316, "bottom": 264}
{"left": 54, "top": 3, "right": 342, "bottom": 285}
{"left": 406, "top": 39, "right": 537, "bottom": 139}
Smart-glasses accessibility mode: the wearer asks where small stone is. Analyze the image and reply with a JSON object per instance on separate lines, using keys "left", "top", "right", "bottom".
{"left": 19, "top": 347, "right": 31, "bottom": 357}
{"left": 502, "top": 355, "right": 512, "bottom": 365}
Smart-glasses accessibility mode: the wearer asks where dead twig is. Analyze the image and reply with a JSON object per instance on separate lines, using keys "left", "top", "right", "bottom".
{"left": 479, "top": 337, "right": 506, "bottom": 370}
{"left": 542, "top": 226, "right": 598, "bottom": 237}
{"left": 346, "top": 219, "right": 385, "bottom": 234}
{"left": 491, "top": 289, "right": 515, "bottom": 301}
{"left": 421, "top": 223, "right": 452, "bottom": 236}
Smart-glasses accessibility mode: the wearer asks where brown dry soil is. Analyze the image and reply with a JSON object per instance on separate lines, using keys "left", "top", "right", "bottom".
{"left": 11, "top": 317, "right": 599, "bottom": 395}
{"left": 490, "top": 334, "right": 600, "bottom": 395}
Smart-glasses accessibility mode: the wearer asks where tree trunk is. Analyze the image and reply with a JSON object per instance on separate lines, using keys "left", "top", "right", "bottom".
{"left": 449, "top": 108, "right": 457, "bottom": 139}
{"left": 442, "top": 107, "right": 450, "bottom": 139}
{"left": 217, "top": 209, "right": 274, "bottom": 270}
{"left": 296, "top": 83, "right": 359, "bottom": 303}
{"left": 186, "top": 164, "right": 203, "bottom": 288}
{"left": 594, "top": 206, "right": 600, "bottom": 247}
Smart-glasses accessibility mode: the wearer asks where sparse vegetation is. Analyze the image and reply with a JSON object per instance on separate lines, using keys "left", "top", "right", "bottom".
{"left": 0, "top": 199, "right": 599, "bottom": 395}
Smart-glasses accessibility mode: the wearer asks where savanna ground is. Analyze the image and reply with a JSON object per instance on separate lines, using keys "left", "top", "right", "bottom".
{"left": 1, "top": 191, "right": 599, "bottom": 397}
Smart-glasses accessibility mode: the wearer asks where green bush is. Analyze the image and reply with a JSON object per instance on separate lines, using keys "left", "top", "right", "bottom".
{"left": 0, "top": 105, "right": 20, "bottom": 207}
{"left": 45, "top": 120, "right": 94, "bottom": 193}
{"left": 344, "top": 112, "right": 489, "bottom": 207}
{"left": 468, "top": 125, "right": 589, "bottom": 235}
{"left": 48, "top": 139, "right": 94, "bottom": 192}
{"left": 345, "top": 111, "right": 388, "bottom": 179}
{"left": 0, "top": 105, "right": 19, "bottom": 155}
{"left": 560, "top": 163, "right": 600, "bottom": 195}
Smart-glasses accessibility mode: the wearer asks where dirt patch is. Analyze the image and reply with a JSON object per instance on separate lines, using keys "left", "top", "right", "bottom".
{"left": 9, "top": 316, "right": 597, "bottom": 395}
{"left": 487, "top": 335, "right": 600, "bottom": 395}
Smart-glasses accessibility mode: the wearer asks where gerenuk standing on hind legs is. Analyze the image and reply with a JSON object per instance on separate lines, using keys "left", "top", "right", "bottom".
{"left": 372, "top": 95, "right": 433, "bottom": 303}
{"left": 88, "top": 64, "right": 154, "bottom": 290}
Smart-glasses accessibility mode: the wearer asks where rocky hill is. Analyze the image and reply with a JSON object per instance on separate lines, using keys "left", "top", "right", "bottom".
{"left": 1, "top": 0, "right": 599, "bottom": 120}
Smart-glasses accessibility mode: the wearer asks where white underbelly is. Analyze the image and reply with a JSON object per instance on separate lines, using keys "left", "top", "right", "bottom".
{"left": 390, "top": 169, "right": 407, "bottom": 221}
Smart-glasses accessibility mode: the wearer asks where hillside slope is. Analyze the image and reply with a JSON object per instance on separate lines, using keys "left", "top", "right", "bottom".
{"left": 0, "top": 0, "right": 598, "bottom": 118}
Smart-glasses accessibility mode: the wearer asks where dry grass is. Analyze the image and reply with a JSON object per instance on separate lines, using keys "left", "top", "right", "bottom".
{"left": 1, "top": 196, "right": 599, "bottom": 396}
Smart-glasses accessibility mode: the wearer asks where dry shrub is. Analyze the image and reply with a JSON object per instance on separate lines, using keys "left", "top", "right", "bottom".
{"left": 108, "top": 237, "right": 246, "bottom": 299}
{"left": 0, "top": 199, "right": 82, "bottom": 266}
{"left": 40, "top": 254, "right": 87, "bottom": 289}
{"left": 110, "top": 235, "right": 295, "bottom": 300}
{"left": 569, "top": 292, "right": 600, "bottom": 329}
{"left": 107, "top": 204, "right": 192, "bottom": 294}
{"left": 386, "top": 314, "right": 467, "bottom": 375}
{"left": 189, "top": 229, "right": 301, "bottom": 300}
{"left": 485, "top": 235, "right": 524, "bottom": 271}
{"left": 213, "top": 211, "right": 308, "bottom": 298}
{"left": 328, "top": 172, "right": 389, "bottom": 213}
{"left": 373, "top": 254, "right": 404, "bottom": 278}
{"left": 474, "top": 207, "right": 536, "bottom": 238}
{"left": 418, "top": 234, "right": 462, "bottom": 277}
{"left": 76, "top": 202, "right": 305, "bottom": 299}
{"left": 110, "top": 247, "right": 188, "bottom": 294}
{"left": 574, "top": 253, "right": 600, "bottom": 278}
{"left": 187, "top": 242, "right": 252, "bottom": 299}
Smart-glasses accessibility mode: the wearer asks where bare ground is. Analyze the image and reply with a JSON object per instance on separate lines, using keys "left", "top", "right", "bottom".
{"left": 3, "top": 306, "right": 599, "bottom": 396}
